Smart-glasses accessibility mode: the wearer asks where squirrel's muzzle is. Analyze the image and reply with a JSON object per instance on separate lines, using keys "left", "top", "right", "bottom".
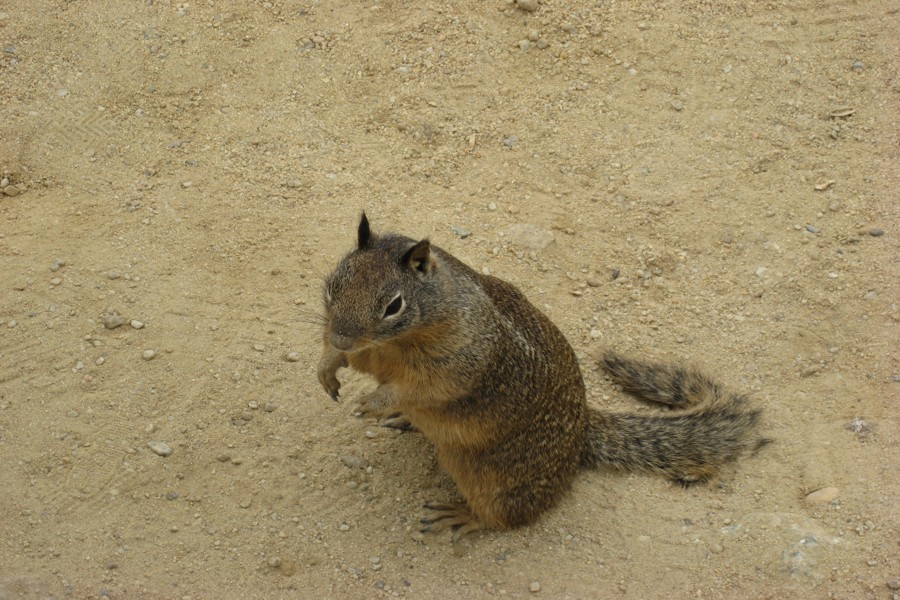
{"left": 329, "top": 332, "right": 356, "bottom": 352}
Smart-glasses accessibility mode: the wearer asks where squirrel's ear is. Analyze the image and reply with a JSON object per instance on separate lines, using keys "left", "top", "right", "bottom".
{"left": 402, "top": 240, "right": 434, "bottom": 275}
{"left": 357, "top": 212, "right": 371, "bottom": 249}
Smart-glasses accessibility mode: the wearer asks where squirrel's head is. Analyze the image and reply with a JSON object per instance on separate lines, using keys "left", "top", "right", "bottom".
{"left": 322, "top": 212, "right": 438, "bottom": 353}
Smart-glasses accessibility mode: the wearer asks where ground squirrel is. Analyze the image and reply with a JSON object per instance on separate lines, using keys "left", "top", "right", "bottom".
{"left": 317, "top": 213, "right": 768, "bottom": 538}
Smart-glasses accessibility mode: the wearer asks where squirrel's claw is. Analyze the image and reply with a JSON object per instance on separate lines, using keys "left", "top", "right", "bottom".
{"left": 420, "top": 502, "right": 484, "bottom": 541}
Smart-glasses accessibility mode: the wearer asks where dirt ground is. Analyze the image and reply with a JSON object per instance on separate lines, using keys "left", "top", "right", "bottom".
{"left": 0, "top": 0, "right": 897, "bottom": 598}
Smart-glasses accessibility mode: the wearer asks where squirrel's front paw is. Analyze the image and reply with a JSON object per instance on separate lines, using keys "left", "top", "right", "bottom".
{"left": 317, "top": 350, "right": 347, "bottom": 401}
{"left": 356, "top": 386, "right": 400, "bottom": 419}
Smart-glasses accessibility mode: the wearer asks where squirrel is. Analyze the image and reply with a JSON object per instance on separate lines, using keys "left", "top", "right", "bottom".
{"left": 317, "top": 213, "right": 768, "bottom": 539}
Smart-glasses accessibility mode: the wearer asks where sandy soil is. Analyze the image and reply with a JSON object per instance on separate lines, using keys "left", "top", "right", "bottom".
{"left": 1, "top": 0, "right": 898, "bottom": 598}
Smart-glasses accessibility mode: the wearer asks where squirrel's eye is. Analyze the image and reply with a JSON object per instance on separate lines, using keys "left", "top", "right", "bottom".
{"left": 382, "top": 293, "right": 405, "bottom": 319}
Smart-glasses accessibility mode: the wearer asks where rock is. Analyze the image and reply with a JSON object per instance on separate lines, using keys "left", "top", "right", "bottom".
{"left": 887, "top": 579, "right": 900, "bottom": 590}
{"left": 106, "top": 271, "right": 122, "bottom": 279}
{"left": 147, "top": 441, "right": 173, "bottom": 457}
{"left": 804, "top": 487, "right": 839, "bottom": 505}
{"left": 851, "top": 60, "right": 865, "bottom": 72}
{"left": 142, "top": 349, "right": 158, "bottom": 360}
{"left": 3, "top": 185, "right": 20, "bottom": 197}
{"left": 451, "top": 226, "right": 472, "bottom": 239}
{"left": 868, "top": 228, "right": 884, "bottom": 237}
{"left": 253, "top": 343, "right": 266, "bottom": 352}
{"left": 504, "top": 224, "right": 555, "bottom": 252}
{"left": 516, "top": 0, "right": 539, "bottom": 12}
{"left": 671, "top": 100, "right": 685, "bottom": 111}
{"left": 529, "top": 581, "right": 541, "bottom": 592}
{"left": 103, "top": 314, "right": 125, "bottom": 329}
{"left": 503, "top": 135, "right": 519, "bottom": 147}
{"left": 50, "top": 278, "right": 62, "bottom": 286}
{"left": 285, "top": 352, "right": 301, "bottom": 362}
{"left": 863, "top": 291, "right": 877, "bottom": 301}
{"left": 340, "top": 455, "right": 369, "bottom": 470}
{"left": 130, "top": 319, "right": 145, "bottom": 329}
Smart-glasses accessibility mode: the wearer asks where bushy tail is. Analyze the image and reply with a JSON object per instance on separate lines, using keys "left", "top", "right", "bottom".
{"left": 581, "top": 351, "right": 769, "bottom": 485}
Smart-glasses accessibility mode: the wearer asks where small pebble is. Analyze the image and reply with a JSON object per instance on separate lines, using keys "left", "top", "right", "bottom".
{"left": 285, "top": 352, "right": 301, "bottom": 362}
{"left": 263, "top": 403, "right": 277, "bottom": 412}
{"left": 516, "top": 0, "right": 539, "bottom": 12}
{"left": 166, "top": 491, "right": 179, "bottom": 500}
{"left": 529, "top": 582, "right": 541, "bottom": 593}
{"left": 147, "top": 441, "right": 173, "bottom": 457}
{"left": 239, "top": 499, "right": 252, "bottom": 509}
{"left": 339, "top": 523, "right": 350, "bottom": 531}
{"left": 488, "top": 202, "right": 497, "bottom": 211}
{"left": 671, "top": 100, "right": 684, "bottom": 112}
{"left": 106, "top": 271, "right": 122, "bottom": 280}
{"left": 755, "top": 267, "right": 767, "bottom": 277}
{"left": 3, "top": 185, "right": 20, "bottom": 197}
{"left": 50, "top": 278, "right": 62, "bottom": 286}
{"left": 828, "top": 201, "right": 841, "bottom": 212}
{"left": 130, "top": 320, "right": 145, "bottom": 329}
{"left": 805, "top": 225, "right": 820, "bottom": 234}
{"left": 7, "top": 319, "right": 17, "bottom": 328}
{"left": 340, "top": 455, "right": 369, "bottom": 470}
{"left": 503, "top": 135, "right": 519, "bottom": 147}
{"left": 709, "top": 543, "right": 724, "bottom": 554}
{"left": 181, "top": 181, "right": 192, "bottom": 188}
{"left": 887, "top": 579, "right": 900, "bottom": 590}
{"left": 868, "top": 228, "right": 884, "bottom": 237}
{"left": 851, "top": 60, "right": 864, "bottom": 72}
{"left": 451, "top": 226, "right": 472, "bottom": 239}
{"left": 142, "top": 349, "right": 158, "bottom": 360}
{"left": 804, "top": 486, "right": 839, "bottom": 505}
{"left": 103, "top": 315, "right": 125, "bottom": 329}
{"left": 365, "top": 430, "right": 376, "bottom": 439}
{"left": 863, "top": 291, "right": 877, "bottom": 301}
{"left": 253, "top": 343, "right": 266, "bottom": 352}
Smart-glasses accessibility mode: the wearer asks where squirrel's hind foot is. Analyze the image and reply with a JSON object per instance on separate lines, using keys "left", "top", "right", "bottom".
{"left": 420, "top": 501, "right": 485, "bottom": 541}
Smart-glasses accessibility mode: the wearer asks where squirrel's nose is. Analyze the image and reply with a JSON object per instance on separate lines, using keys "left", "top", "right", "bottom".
{"left": 329, "top": 332, "right": 355, "bottom": 352}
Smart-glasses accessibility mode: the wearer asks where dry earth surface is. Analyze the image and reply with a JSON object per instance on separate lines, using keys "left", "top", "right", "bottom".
{"left": 1, "top": 0, "right": 898, "bottom": 598}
